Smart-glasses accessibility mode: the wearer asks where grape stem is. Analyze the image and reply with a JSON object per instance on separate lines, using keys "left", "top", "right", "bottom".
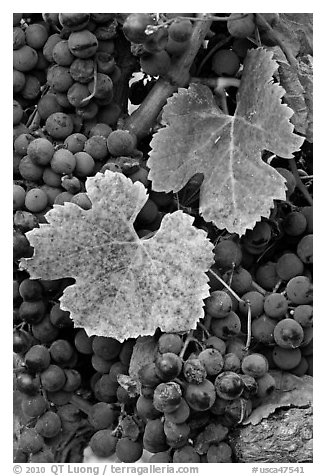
{"left": 244, "top": 302, "right": 252, "bottom": 350}
{"left": 207, "top": 268, "right": 243, "bottom": 304}
{"left": 179, "top": 330, "right": 195, "bottom": 360}
{"left": 79, "top": 62, "right": 98, "bottom": 107}
{"left": 251, "top": 280, "right": 268, "bottom": 296}
{"left": 289, "top": 158, "right": 313, "bottom": 205}
{"left": 69, "top": 394, "right": 93, "bottom": 417}
{"left": 124, "top": 15, "right": 212, "bottom": 139}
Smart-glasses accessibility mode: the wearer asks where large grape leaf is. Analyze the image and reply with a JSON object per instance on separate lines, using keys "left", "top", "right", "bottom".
{"left": 148, "top": 48, "right": 304, "bottom": 235}
{"left": 272, "top": 13, "right": 313, "bottom": 58}
{"left": 271, "top": 46, "right": 313, "bottom": 142}
{"left": 20, "top": 171, "right": 214, "bottom": 341}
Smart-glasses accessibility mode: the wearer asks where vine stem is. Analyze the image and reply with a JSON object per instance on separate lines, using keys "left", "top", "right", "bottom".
{"left": 244, "top": 303, "right": 252, "bottom": 350}
{"left": 124, "top": 14, "right": 213, "bottom": 139}
{"left": 179, "top": 330, "right": 195, "bottom": 360}
{"left": 69, "top": 394, "right": 93, "bottom": 416}
{"left": 289, "top": 158, "right": 313, "bottom": 205}
{"left": 79, "top": 62, "right": 98, "bottom": 107}
{"left": 251, "top": 280, "right": 268, "bottom": 296}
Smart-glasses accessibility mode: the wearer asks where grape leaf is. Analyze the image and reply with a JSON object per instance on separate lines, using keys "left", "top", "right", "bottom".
{"left": 272, "top": 14, "right": 313, "bottom": 58}
{"left": 20, "top": 171, "right": 214, "bottom": 341}
{"left": 128, "top": 336, "right": 158, "bottom": 380}
{"left": 244, "top": 371, "right": 313, "bottom": 426}
{"left": 148, "top": 48, "right": 304, "bottom": 235}
{"left": 271, "top": 46, "right": 313, "bottom": 142}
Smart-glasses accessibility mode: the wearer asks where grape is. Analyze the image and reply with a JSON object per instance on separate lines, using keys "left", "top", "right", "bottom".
{"left": 32, "top": 314, "right": 60, "bottom": 343}
{"left": 256, "top": 372, "right": 276, "bottom": 398}
{"left": 263, "top": 293, "right": 289, "bottom": 320}
{"left": 164, "top": 398, "right": 190, "bottom": 424}
{"left": 239, "top": 291, "right": 265, "bottom": 318}
{"left": 13, "top": 329, "right": 35, "bottom": 354}
{"left": 25, "top": 23, "right": 48, "bottom": 48}
{"left": 40, "top": 364, "right": 66, "bottom": 392}
{"left": 39, "top": 185, "right": 62, "bottom": 206}
{"left": 210, "top": 310, "right": 241, "bottom": 340}
{"left": 241, "top": 374, "right": 258, "bottom": 399}
{"left": 143, "top": 419, "right": 168, "bottom": 453}
{"left": 300, "top": 326, "right": 313, "bottom": 348}
{"left": 301, "top": 206, "right": 313, "bottom": 233}
{"left": 70, "top": 192, "right": 92, "bottom": 210}
{"left": 211, "top": 49, "right": 240, "bottom": 76}
{"left": 158, "top": 333, "right": 183, "bottom": 354}
{"left": 13, "top": 69, "right": 26, "bottom": 93}
{"left": 47, "top": 65, "right": 74, "bottom": 93}
{"left": 15, "top": 133, "right": 34, "bottom": 155}
{"left": 173, "top": 445, "right": 200, "bottom": 463}
{"left": 109, "top": 361, "right": 128, "bottom": 383}
{"left": 223, "top": 266, "right": 253, "bottom": 295}
{"left": 64, "top": 133, "right": 87, "bottom": 153}
{"left": 13, "top": 230, "right": 33, "bottom": 260}
{"left": 286, "top": 276, "right": 313, "bottom": 305}
{"left": 169, "top": 19, "right": 193, "bottom": 42}
{"left": 13, "top": 99, "right": 23, "bottom": 125}
{"left": 293, "top": 304, "right": 313, "bottom": 327}
{"left": 116, "top": 437, "right": 143, "bottom": 463}
{"left": 50, "top": 303, "right": 73, "bottom": 329}
{"left": 13, "top": 27, "right": 26, "bottom": 50}
{"left": 155, "top": 352, "right": 182, "bottom": 381}
{"left": 205, "top": 290, "right": 233, "bottom": 318}
{"left": 68, "top": 30, "right": 98, "bottom": 59}
{"left": 19, "top": 428, "right": 44, "bottom": 454}
{"left": 138, "top": 363, "right": 161, "bottom": 387}
{"left": 83, "top": 136, "right": 108, "bottom": 161}
{"left": 19, "top": 278, "right": 43, "bottom": 301}
{"left": 149, "top": 452, "right": 172, "bottom": 462}
{"left": 241, "top": 353, "right": 269, "bottom": 378}
{"left": 122, "top": 13, "right": 156, "bottom": 43}
{"left": 19, "top": 155, "right": 44, "bottom": 181}
{"left": 205, "top": 336, "right": 226, "bottom": 354}
{"left": 242, "top": 221, "right": 272, "bottom": 254}
{"left": 165, "top": 37, "right": 189, "bottom": 57}
{"left": 251, "top": 314, "right": 276, "bottom": 345}
{"left": 61, "top": 175, "right": 81, "bottom": 194}
{"left": 136, "top": 395, "right": 161, "bottom": 420}
{"left": 51, "top": 149, "right": 76, "bottom": 175}
{"left": 88, "top": 402, "right": 117, "bottom": 430}
{"left": 19, "top": 300, "right": 46, "bottom": 324}
{"left": 153, "top": 382, "right": 182, "bottom": 413}
{"left": 214, "top": 371, "right": 244, "bottom": 400}
{"left": 34, "top": 411, "right": 62, "bottom": 438}
{"left": 16, "top": 373, "right": 40, "bottom": 396}
{"left": 118, "top": 338, "right": 135, "bottom": 366}
{"left": 223, "top": 353, "right": 241, "bottom": 372}
{"left": 25, "top": 345, "right": 51, "bottom": 372}
{"left": 140, "top": 50, "right": 172, "bottom": 77}
{"left": 185, "top": 379, "right": 216, "bottom": 411}
{"left": 226, "top": 337, "right": 247, "bottom": 361}
{"left": 52, "top": 39, "right": 75, "bottom": 66}
{"left": 91, "top": 354, "right": 113, "bottom": 373}
{"left": 137, "top": 198, "right": 159, "bottom": 225}
{"left": 25, "top": 188, "right": 48, "bottom": 213}
{"left": 92, "top": 336, "right": 122, "bottom": 360}
{"left": 88, "top": 73, "right": 113, "bottom": 100}
{"left": 274, "top": 318, "right": 304, "bottom": 349}
{"left": 49, "top": 339, "right": 74, "bottom": 364}
{"left": 272, "top": 346, "right": 302, "bottom": 370}
{"left": 227, "top": 13, "right": 255, "bottom": 38}
{"left": 89, "top": 123, "right": 112, "bottom": 138}
{"left": 291, "top": 356, "right": 309, "bottom": 377}
{"left": 283, "top": 211, "right": 308, "bottom": 236}
{"left": 45, "top": 112, "right": 74, "bottom": 140}
{"left": 297, "top": 234, "right": 313, "bottom": 264}
{"left": 21, "top": 393, "right": 47, "bottom": 418}
{"left": 89, "top": 429, "right": 117, "bottom": 458}
{"left": 106, "top": 130, "right": 137, "bottom": 157}
{"left": 164, "top": 420, "right": 190, "bottom": 448}
{"left": 67, "top": 82, "right": 90, "bottom": 107}
{"left": 198, "top": 348, "right": 224, "bottom": 376}
{"left": 42, "top": 167, "right": 62, "bottom": 187}
{"left": 213, "top": 240, "right": 242, "bottom": 269}
{"left": 13, "top": 45, "right": 38, "bottom": 72}
{"left": 183, "top": 358, "right": 207, "bottom": 384}
{"left": 276, "top": 253, "right": 304, "bottom": 281}
{"left": 275, "top": 167, "right": 296, "bottom": 196}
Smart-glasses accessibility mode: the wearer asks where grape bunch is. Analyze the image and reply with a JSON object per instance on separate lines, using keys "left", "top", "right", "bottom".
{"left": 13, "top": 12, "right": 312, "bottom": 464}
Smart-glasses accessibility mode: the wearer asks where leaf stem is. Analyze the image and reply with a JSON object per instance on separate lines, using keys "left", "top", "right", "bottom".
{"left": 289, "top": 158, "right": 313, "bottom": 205}
{"left": 245, "top": 303, "right": 252, "bottom": 350}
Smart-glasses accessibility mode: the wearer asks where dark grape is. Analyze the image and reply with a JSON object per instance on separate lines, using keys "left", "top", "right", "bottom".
{"left": 16, "top": 373, "right": 40, "bottom": 396}
{"left": 138, "top": 362, "right": 162, "bottom": 387}
{"left": 256, "top": 373, "right": 276, "bottom": 398}
{"left": 214, "top": 371, "right": 244, "bottom": 400}
{"left": 272, "top": 346, "right": 302, "bottom": 370}
{"left": 198, "top": 348, "right": 224, "bottom": 376}
{"left": 274, "top": 318, "right": 304, "bottom": 349}
{"left": 88, "top": 402, "right": 117, "bottom": 430}
{"left": 74, "top": 328, "right": 94, "bottom": 354}
{"left": 183, "top": 358, "right": 207, "bottom": 384}
{"left": 19, "top": 428, "right": 44, "bottom": 454}
{"left": 21, "top": 393, "right": 47, "bottom": 418}
{"left": 40, "top": 364, "right": 66, "bottom": 392}
{"left": 286, "top": 276, "right": 313, "bottom": 305}
{"left": 19, "top": 278, "right": 43, "bottom": 301}
{"left": 239, "top": 291, "right": 264, "bottom": 318}
{"left": 293, "top": 305, "right": 313, "bottom": 327}
{"left": 153, "top": 382, "right": 182, "bottom": 413}
{"left": 143, "top": 419, "right": 168, "bottom": 453}
{"left": 241, "top": 353, "right": 269, "bottom": 378}
{"left": 207, "top": 442, "right": 233, "bottom": 463}
{"left": 92, "top": 336, "right": 122, "bottom": 360}
{"left": 251, "top": 314, "right": 276, "bottom": 345}
{"left": 155, "top": 352, "right": 183, "bottom": 381}
{"left": 89, "top": 429, "right": 117, "bottom": 458}
{"left": 210, "top": 310, "right": 242, "bottom": 339}
{"left": 149, "top": 451, "right": 172, "bottom": 462}
{"left": 213, "top": 240, "right": 242, "bottom": 269}
{"left": 276, "top": 253, "right": 304, "bottom": 281}
{"left": 164, "top": 398, "right": 190, "bottom": 424}
{"left": 116, "top": 437, "right": 143, "bottom": 463}
{"left": 62, "top": 369, "right": 82, "bottom": 392}
{"left": 49, "top": 339, "right": 74, "bottom": 364}
{"left": 263, "top": 293, "right": 288, "bottom": 320}
{"left": 35, "top": 411, "right": 62, "bottom": 438}
{"left": 25, "top": 345, "right": 51, "bottom": 372}
{"left": 163, "top": 420, "right": 190, "bottom": 448}
{"left": 222, "top": 266, "right": 253, "bottom": 295}
{"left": 19, "top": 299, "right": 46, "bottom": 324}
{"left": 223, "top": 353, "right": 241, "bottom": 372}
{"left": 283, "top": 211, "right": 307, "bottom": 236}
{"left": 205, "top": 290, "right": 233, "bottom": 318}
{"left": 158, "top": 333, "right": 183, "bottom": 354}
{"left": 185, "top": 379, "right": 216, "bottom": 411}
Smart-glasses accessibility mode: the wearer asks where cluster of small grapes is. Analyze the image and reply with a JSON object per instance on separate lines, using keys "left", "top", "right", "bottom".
{"left": 13, "top": 274, "right": 137, "bottom": 462}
